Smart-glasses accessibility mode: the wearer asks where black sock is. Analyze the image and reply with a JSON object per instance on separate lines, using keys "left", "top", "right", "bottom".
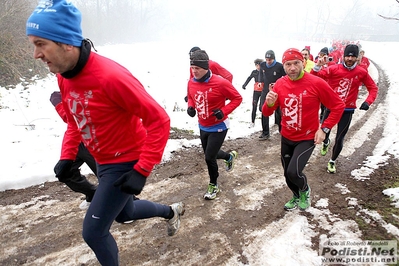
{"left": 167, "top": 207, "right": 174, "bottom": 219}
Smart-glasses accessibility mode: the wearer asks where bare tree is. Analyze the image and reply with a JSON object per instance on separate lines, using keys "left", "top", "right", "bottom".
{"left": 0, "top": 0, "right": 47, "bottom": 87}
{"left": 378, "top": 0, "right": 399, "bottom": 20}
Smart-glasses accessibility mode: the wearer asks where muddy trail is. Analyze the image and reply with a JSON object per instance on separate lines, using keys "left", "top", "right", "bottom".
{"left": 1, "top": 61, "right": 397, "bottom": 266}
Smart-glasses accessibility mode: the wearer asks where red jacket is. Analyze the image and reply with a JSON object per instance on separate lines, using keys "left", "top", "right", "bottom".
{"left": 358, "top": 56, "right": 370, "bottom": 70}
{"left": 55, "top": 102, "right": 67, "bottom": 123}
{"left": 57, "top": 52, "right": 170, "bottom": 177}
{"left": 189, "top": 60, "right": 233, "bottom": 82}
{"left": 311, "top": 64, "right": 378, "bottom": 108}
{"left": 262, "top": 72, "right": 345, "bottom": 141}
{"left": 187, "top": 73, "right": 242, "bottom": 127}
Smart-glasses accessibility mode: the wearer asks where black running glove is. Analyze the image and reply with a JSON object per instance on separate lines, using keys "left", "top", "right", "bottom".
{"left": 113, "top": 169, "right": 147, "bottom": 195}
{"left": 184, "top": 96, "right": 188, "bottom": 103}
{"left": 54, "top": 159, "right": 74, "bottom": 178}
{"left": 359, "top": 102, "right": 369, "bottom": 111}
{"left": 50, "top": 91, "right": 62, "bottom": 107}
{"left": 187, "top": 106, "right": 196, "bottom": 117}
{"left": 212, "top": 109, "right": 224, "bottom": 120}
{"left": 242, "top": 85, "right": 246, "bottom": 90}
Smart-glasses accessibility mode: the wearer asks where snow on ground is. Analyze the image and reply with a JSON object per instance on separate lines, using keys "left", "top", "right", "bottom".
{"left": 1, "top": 39, "right": 399, "bottom": 264}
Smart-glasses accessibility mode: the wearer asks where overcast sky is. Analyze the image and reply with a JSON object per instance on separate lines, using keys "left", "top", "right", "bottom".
{"left": 159, "top": 0, "right": 398, "bottom": 39}
{"left": 75, "top": 0, "right": 399, "bottom": 45}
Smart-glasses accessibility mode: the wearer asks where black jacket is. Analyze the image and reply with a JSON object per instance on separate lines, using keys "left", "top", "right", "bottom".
{"left": 258, "top": 61, "right": 286, "bottom": 90}
{"left": 243, "top": 69, "right": 262, "bottom": 88}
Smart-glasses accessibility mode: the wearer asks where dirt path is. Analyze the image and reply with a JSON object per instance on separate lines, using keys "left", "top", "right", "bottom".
{"left": 1, "top": 62, "right": 397, "bottom": 266}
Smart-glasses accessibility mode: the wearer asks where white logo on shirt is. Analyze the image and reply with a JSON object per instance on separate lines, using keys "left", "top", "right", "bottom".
{"left": 283, "top": 93, "right": 302, "bottom": 131}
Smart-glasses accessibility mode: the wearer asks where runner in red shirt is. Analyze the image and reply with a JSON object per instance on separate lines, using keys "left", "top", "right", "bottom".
{"left": 27, "top": 1, "right": 184, "bottom": 265}
{"left": 187, "top": 50, "right": 242, "bottom": 200}
{"left": 184, "top": 46, "right": 233, "bottom": 102}
{"left": 50, "top": 91, "right": 97, "bottom": 210}
{"left": 262, "top": 48, "right": 344, "bottom": 211}
{"left": 311, "top": 44, "right": 378, "bottom": 174}
{"left": 358, "top": 49, "right": 371, "bottom": 71}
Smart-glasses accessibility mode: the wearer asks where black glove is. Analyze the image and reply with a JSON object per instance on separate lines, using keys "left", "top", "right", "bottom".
{"left": 184, "top": 96, "right": 188, "bottom": 103}
{"left": 50, "top": 91, "right": 62, "bottom": 107}
{"left": 242, "top": 85, "right": 246, "bottom": 90}
{"left": 359, "top": 102, "right": 369, "bottom": 111}
{"left": 187, "top": 106, "right": 196, "bottom": 117}
{"left": 113, "top": 169, "right": 147, "bottom": 195}
{"left": 212, "top": 109, "right": 224, "bottom": 120}
{"left": 54, "top": 160, "right": 74, "bottom": 178}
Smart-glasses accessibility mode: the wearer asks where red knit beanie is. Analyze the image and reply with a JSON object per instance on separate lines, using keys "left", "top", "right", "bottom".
{"left": 282, "top": 48, "right": 304, "bottom": 64}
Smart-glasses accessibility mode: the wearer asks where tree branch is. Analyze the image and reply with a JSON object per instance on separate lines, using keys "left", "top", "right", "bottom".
{"left": 378, "top": 14, "right": 399, "bottom": 20}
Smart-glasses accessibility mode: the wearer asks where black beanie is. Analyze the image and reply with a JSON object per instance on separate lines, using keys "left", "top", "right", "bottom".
{"left": 190, "top": 50, "right": 209, "bottom": 70}
{"left": 265, "top": 50, "right": 275, "bottom": 59}
{"left": 189, "top": 46, "right": 201, "bottom": 57}
{"left": 344, "top": 44, "right": 359, "bottom": 57}
{"left": 254, "top": 58, "right": 263, "bottom": 65}
{"left": 320, "top": 47, "right": 329, "bottom": 56}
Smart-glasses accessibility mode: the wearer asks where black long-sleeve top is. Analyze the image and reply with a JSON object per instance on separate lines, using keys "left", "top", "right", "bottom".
{"left": 243, "top": 69, "right": 262, "bottom": 88}
{"left": 258, "top": 61, "right": 286, "bottom": 88}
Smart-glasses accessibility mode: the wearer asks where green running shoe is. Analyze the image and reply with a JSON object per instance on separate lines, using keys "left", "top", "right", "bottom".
{"left": 225, "top": 151, "right": 238, "bottom": 172}
{"left": 284, "top": 196, "right": 299, "bottom": 211}
{"left": 327, "top": 161, "right": 336, "bottom": 174}
{"left": 204, "top": 183, "right": 220, "bottom": 200}
{"left": 320, "top": 139, "right": 330, "bottom": 156}
{"left": 298, "top": 187, "right": 311, "bottom": 210}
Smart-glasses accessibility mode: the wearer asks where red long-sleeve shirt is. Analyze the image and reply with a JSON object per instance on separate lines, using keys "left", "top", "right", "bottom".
{"left": 55, "top": 102, "right": 67, "bottom": 123}
{"left": 187, "top": 73, "right": 242, "bottom": 127}
{"left": 358, "top": 56, "right": 371, "bottom": 70}
{"left": 262, "top": 72, "right": 345, "bottom": 141}
{"left": 311, "top": 64, "right": 378, "bottom": 108}
{"left": 58, "top": 52, "right": 170, "bottom": 177}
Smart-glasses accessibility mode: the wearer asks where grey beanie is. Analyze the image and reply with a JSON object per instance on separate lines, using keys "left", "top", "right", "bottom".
{"left": 265, "top": 50, "right": 275, "bottom": 59}
{"left": 190, "top": 50, "right": 209, "bottom": 70}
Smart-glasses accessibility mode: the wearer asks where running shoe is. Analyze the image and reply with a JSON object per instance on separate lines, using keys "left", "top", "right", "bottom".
{"left": 167, "top": 202, "right": 185, "bottom": 236}
{"left": 298, "top": 187, "right": 311, "bottom": 210}
{"left": 204, "top": 183, "right": 220, "bottom": 200}
{"left": 284, "top": 196, "right": 299, "bottom": 211}
{"left": 327, "top": 161, "right": 336, "bottom": 174}
{"left": 225, "top": 151, "right": 238, "bottom": 172}
{"left": 79, "top": 200, "right": 91, "bottom": 210}
{"left": 320, "top": 139, "right": 330, "bottom": 156}
{"left": 259, "top": 133, "right": 270, "bottom": 140}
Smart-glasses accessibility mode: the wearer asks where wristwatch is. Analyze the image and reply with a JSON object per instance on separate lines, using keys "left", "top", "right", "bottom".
{"left": 321, "top": 127, "right": 330, "bottom": 134}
